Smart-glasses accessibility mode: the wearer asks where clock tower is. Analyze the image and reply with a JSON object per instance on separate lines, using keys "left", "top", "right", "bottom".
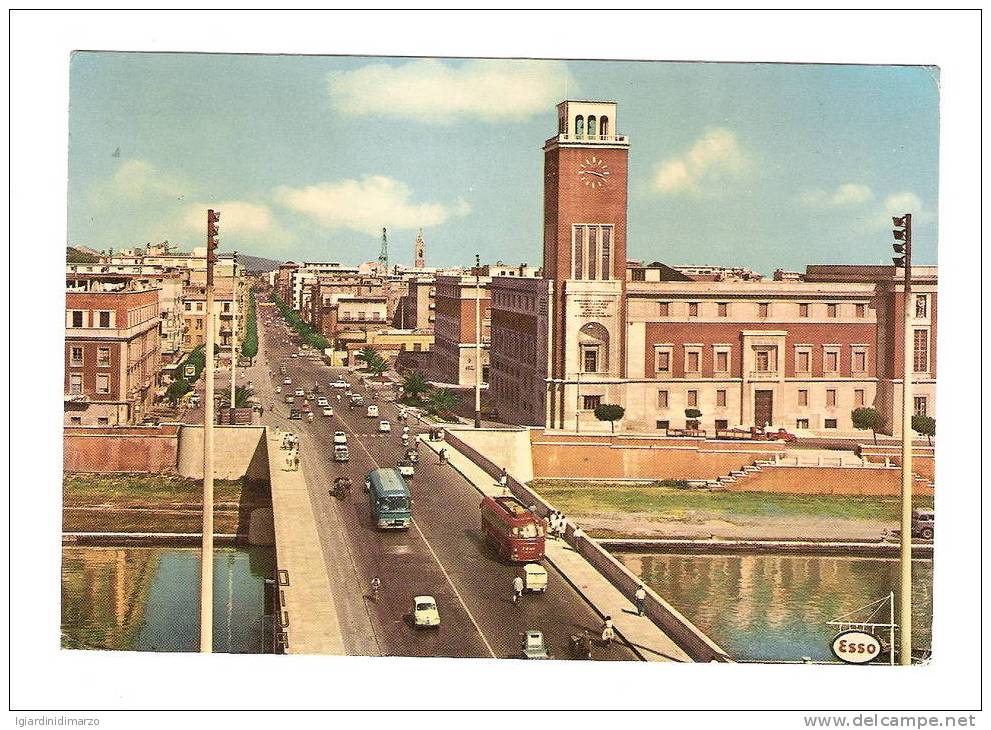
{"left": 543, "top": 100, "right": 630, "bottom": 429}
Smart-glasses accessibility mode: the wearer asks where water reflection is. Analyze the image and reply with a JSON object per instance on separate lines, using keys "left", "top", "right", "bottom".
{"left": 62, "top": 546, "right": 274, "bottom": 653}
{"left": 616, "top": 552, "right": 933, "bottom": 662}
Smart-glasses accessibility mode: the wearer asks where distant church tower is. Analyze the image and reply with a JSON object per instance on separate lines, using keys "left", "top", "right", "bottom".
{"left": 414, "top": 228, "right": 426, "bottom": 268}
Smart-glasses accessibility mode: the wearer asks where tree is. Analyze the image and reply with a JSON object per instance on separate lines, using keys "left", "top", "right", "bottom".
{"left": 356, "top": 347, "right": 384, "bottom": 372}
{"left": 851, "top": 407, "right": 885, "bottom": 444}
{"left": 912, "top": 414, "right": 935, "bottom": 446}
{"left": 240, "top": 291, "right": 258, "bottom": 364}
{"left": 595, "top": 403, "right": 625, "bottom": 434}
{"left": 367, "top": 355, "right": 389, "bottom": 377}
{"left": 165, "top": 378, "right": 191, "bottom": 404}
{"left": 401, "top": 371, "right": 430, "bottom": 403}
{"left": 218, "top": 385, "right": 255, "bottom": 410}
{"left": 684, "top": 408, "right": 702, "bottom": 429}
{"left": 425, "top": 388, "right": 459, "bottom": 418}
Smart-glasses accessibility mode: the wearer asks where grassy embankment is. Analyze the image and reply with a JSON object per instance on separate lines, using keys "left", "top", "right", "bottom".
{"left": 63, "top": 473, "right": 271, "bottom": 534}
{"left": 531, "top": 480, "right": 935, "bottom": 537}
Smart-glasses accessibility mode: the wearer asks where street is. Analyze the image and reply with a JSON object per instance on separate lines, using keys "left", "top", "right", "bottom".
{"left": 250, "top": 307, "right": 637, "bottom": 660}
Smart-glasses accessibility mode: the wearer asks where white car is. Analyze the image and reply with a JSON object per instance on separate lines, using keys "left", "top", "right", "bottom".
{"left": 331, "top": 380, "right": 349, "bottom": 389}
{"left": 317, "top": 397, "right": 329, "bottom": 407}
{"left": 412, "top": 596, "right": 440, "bottom": 628}
{"left": 322, "top": 407, "right": 334, "bottom": 417}
{"left": 283, "top": 377, "right": 292, "bottom": 385}
{"left": 290, "top": 353, "right": 298, "bottom": 358}
{"left": 294, "top": 388, "right": 305, "bottom": 397}
{"left": 333, "top": 431, "right": 347, "bottom": 445}
{"left": 379, "top": 420, "right": 391, "bottom": 433}
{"left": 366, "top": 404, "right": 379, "bottom": 418}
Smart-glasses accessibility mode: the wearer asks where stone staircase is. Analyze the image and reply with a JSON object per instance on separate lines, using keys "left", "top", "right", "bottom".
{"left": 700, "top": 455, "right": 935, "bottom": 492}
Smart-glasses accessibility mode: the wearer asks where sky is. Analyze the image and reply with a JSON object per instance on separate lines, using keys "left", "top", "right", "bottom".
{"left": 68, "top": 53, "right": 939, "bottom": 274}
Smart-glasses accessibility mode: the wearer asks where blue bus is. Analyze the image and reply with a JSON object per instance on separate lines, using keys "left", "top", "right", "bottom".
{"left": 365, "top": 468, "right": 412, "bottom": 530}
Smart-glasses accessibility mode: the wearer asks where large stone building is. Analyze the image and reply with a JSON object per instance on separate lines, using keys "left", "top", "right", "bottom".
{"left": 489, "top": 99, "right": 937, "bottom": 436}
{"left": 65, "top": 274, "right": 162, "bottom": 426}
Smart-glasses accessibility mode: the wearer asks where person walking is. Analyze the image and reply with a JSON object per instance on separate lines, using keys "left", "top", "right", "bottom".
{"left": 635, "top": 584, "right": 647, "bottom": 617}
{"left": 601, "top": 616, "right": 615, "bottom": 645}
{"left": 512, "top": 575, "right": 524, "bottom": 605}
{"left": 370, "top": 576, "right": 381, "bottom": 603}
{"left": 572, "top": 526, "right": 585, "bottom": 551}
{"left": 439, "top": 448, "right": 448, "bottom": 465}
{"left": 498, "top": 467, "right": 509, "bottom": 491}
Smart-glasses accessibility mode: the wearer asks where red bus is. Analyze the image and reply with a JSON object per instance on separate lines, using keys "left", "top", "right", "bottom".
{"left": 480, "top": 495, "right": 546, "bottom": 562}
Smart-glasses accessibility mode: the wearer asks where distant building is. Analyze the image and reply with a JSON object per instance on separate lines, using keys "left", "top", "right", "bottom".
{"left": 432, "top": 273, "right": 491, "bottom": 386}
{"left": 65, "top": 274, "right": 162, "bottom": 426}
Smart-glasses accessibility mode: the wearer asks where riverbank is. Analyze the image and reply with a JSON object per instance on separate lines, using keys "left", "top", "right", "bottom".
{"left": 530, "top": 480, "right": 934, "bottom": 541}
{"left": 63, "top": 473, "right": 271, "bottom": 535}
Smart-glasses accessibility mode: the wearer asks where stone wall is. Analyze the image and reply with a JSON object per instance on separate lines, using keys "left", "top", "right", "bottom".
{"left": 176, "top": 425, "right": 269, "bottom": 481}
{"left": 726, "top": 464, "right": 934, "bottom": 496}
{"left": 63, "top": 425, "right": 180, "bottom": 473}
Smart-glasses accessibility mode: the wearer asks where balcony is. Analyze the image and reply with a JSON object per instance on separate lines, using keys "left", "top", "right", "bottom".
{"left": 549, "top": 133, "right": 629, "bottom": 145}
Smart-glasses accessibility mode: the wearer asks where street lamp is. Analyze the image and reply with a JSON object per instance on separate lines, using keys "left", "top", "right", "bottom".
{"left": 201, "top": 208, "right": 220, "bottom": 654}
{"left": 473, "top": 254, "right": 482, "bottom": 429}
{"left": 892, "top": 212, "right": 913, "bottom": 666}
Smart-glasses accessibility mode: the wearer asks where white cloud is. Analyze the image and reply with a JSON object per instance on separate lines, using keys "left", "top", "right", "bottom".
{"left": 110, "top": 158, "right": 185, "bottom": 199}
{"left": 182, "top": 200, "right": 274, "bottom": 235}
{"left": 273, "top": 175, "right": 470, "bottom": 236}
{"left": 799, "top": 183, "right": 874, "bottom": 207}
{"left": 327, "top": 59, "right": 573, "bottom": 123}
{"left": 653, "top": 128, "right": 747, "bottom": 195}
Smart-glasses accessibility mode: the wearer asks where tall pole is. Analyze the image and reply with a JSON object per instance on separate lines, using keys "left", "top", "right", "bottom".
{"left": 201, "top": 209, "right": 220, "bottom": 654}
{"left": 897, "top": 213, "right": 914, "bottom": 665}
{"left": 230, "top": 252, "right": 238, "bottom": 413}
{"left": 473, "top": 254, "right": 482, "bottom": 429}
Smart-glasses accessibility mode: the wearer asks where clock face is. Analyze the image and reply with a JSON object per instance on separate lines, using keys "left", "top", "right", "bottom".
{"left": 578, "top": 156, "right": 610, "bottom": 189}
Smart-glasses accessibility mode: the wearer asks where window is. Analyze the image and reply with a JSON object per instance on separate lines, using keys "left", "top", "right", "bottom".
{"left": 855, "top": 389, "right": 865, "bottom": 407}
{"left": 715, "top": 419, "right": 729, "bottom": 430}
{"left": 913, "top": 330, "right": 929, "bottom": 372}
{"left": 856, "top": 303, "right": 867, "bottom": 318}
{"left": 687, "top": 390, "right": 698, "bottom": 407}
{"left": 587, "top": 116, "right": 597, "bottom": 137}
{"left": 796, "top": 349, "right": 811, "bottom": 373}
{"left": 600, "top": 228, "right": 611, "bottom": 279}
{"left": 600, "top": 116, "right": 609, "bottom": 136}
{"left": 717, "top": 302, "right": 728, "bottom": 317}
{"left": 70, "top": 346, "right": 84, "bottom": 366}
{"left": 688, "top": 302, "right": 699, "bottom": 317}
{"left": 796, "top": 418, "right": 809, "bottom": 429}
{"left": 583, "top": 348, "right": 599, "bottom": 373}
{"left": 657, "top": 390, "right": 669, "bottom": 409}
{"left": 223, "top": 302, "right": 231, "bottom": 312}
{"left": 69, "top": 374, "right": 83, "bottom": 395}
{"left": 97, "top": 347, "right": 110, "bottom": 367}
{"left": 97, "top": 417, "right": 109, "bottom": 426}
{"left": 655, "top": 348, "right": 672, "bottom": 375}
{"left": 824, "top": 418, "right": 838, "bottom": 429}
{"left": 582, "top": 395, "right": 601, "bottom": 410}
{"left": 758, "top": 302, "right": 769, "bottom": 318}
{"left": 799, "top": 303, "right": 810, "bottom": 318}
{"left": 715, "top": 350, "right": 729, "bottom": 372}
{"left": 632, "top": 268, "right": 646, "bottom": 282}
{"left": 716, "top": 389, "right": 727, "bottom": 407}
{"left": 69, "top": 417, "right": 82, "bottom": 426}
{"left": 575, "top": 116, "right": 584, "bottom": 137}
{"left": 656, "top": 420, "right": 669, "bottom": 431}
{"left": 852, "top": 349, "right": 867, "bottom": 373}
{"left": 913, "top": 396, "right": 928, "bottom": 416}
{"left": 97, "top": 311, "right": 111, "bottom": 327}
{"left": 824, "top": 349, "right": 839, "bottom": 373}
{"left": 826, "top": 389, "right": 837, "bottom": 407}
{"left": 754, "top": 346, "right": 777, "bottom": 372}
{"left": 196, "top": 302, "right": 204, "bottom": 312}
{"left": 798, "top": 389, "right": 808, "bottom": 407}
{"left": 915, "top": 295, "right": 928, "bottom": 318}
{"left": 685, "top": 350, "right": 700, "bottom": 373}
{"left": 658, "top": 302, "right": 670, "bottom": 317}
{"left": 71, "top": 310, "right": 84, "bottom": 327}
{"left": 827, "top": 303, "right": 838, "bottom": 318}
{"left": 587, "top": 226, "right": 598, "bottom": 280}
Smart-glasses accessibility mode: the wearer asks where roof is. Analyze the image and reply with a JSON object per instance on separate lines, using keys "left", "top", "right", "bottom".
{"left": 369, "top": 467, "right": 409, "bottom": 494}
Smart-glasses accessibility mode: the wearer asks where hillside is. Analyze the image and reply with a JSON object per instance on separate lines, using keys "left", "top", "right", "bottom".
{"left": 237, "top": 253, "right": 282, "bottom": 272}
{"left": 67, "top": 246, "right": 101, "bottom": 264}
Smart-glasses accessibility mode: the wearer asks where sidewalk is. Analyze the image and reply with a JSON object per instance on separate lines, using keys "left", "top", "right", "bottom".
{"left": 419, "top": 435, "right": 692, "bottom": 662}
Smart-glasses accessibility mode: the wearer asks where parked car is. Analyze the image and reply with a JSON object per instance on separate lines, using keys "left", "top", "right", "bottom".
{"left": 317, "top": 397, "right": 329, "bottom": 407}
{"left": 289, "top": 409, "right": 302, "bottom": 420}
{"left": 283, "top": 377, "right": 292, "bottom": 385}
{"left": 412, "top": 596, "right": 440, "bottom": 628}
{"left": 333, "top": 431, "right": 347, "bottom": 445}
{"left": 331, "top": 380, "right": 348, "bottom": 389}
{"left": 911, "top": 508, "right": 934, "bottom": 539}
{"left": 379, "top": 420, "right": 391, "bottom": 433}
{"left": 521, "top": 630, "right": 549, "bottom": 659}
{"left": 294, "top": 388, "right": 305, "bottom": 397}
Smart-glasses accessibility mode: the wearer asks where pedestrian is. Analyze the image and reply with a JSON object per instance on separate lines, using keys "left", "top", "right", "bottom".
{"left": 572, "top": 526, "right": 585, "bottom": 551}
{"left": 601, "top": 616, "right": 615, "bottom": 645}
{"left": 292, "top": 451, "right": 300, "bottom": 471}
{"left": 512, "top": 575, "right": 524, "bottom": 605}
{"left": 439, "top": 448, "right": 448, "bottom": 465}
{"left": 635, "top": 584, "right": 647, "bottom": 617}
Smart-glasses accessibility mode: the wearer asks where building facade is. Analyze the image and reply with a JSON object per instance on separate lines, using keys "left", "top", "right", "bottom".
{"left": 432, "top": 274, "right": 491, "bottom": 386}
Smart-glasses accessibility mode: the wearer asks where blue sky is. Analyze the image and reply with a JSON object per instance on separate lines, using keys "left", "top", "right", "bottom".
{"left": 68, "top": 53, "right": 939, "bottom": 273}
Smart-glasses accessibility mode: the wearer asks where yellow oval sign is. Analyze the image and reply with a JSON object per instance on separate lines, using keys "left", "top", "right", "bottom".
{"left": 831, "top": 630, "right": 882, "bottom": 664}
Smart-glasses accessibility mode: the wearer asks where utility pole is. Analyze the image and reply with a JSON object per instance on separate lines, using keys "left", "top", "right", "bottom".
{"left": 230, "top": 251, "right": 238, "bottom": 416}
{"left": 473, "top": 254, "right": 482, "bottom": 429}
{"left": 201, "top": 208, "right": 221, "bottom": 653}
{"left": 892, "top": 212, "right": 913, "bottom": 665}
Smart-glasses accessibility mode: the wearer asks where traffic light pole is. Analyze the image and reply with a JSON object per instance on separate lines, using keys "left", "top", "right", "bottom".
{"left": 201, "top": 208, "right": 220, "bottom": 654}
{"left": 897, "top": 213, "right": 913, "bottom": 666}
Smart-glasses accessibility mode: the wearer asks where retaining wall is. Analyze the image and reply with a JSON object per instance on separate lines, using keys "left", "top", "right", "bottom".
{"left": 176, "top": 425, "right": 269, "bottom": 481}
{"left": 63, "top": 425, "right": 181, "bottom": 474}
{"left": 726, "top": 465, "right": 934, "bottom": 497}
{"left": 858, "top": 444, "right": 935, "bottom": 483}
{"left": 443, "top": 430, "right": 730, "bottom": 663}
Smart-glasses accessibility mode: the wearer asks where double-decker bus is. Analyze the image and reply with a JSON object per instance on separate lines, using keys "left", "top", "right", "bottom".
{"left": 365, "top": 468, "right": 412, "bottom": 529}
{"left": 480, "top": 495, "right": 545, "bottom": 562}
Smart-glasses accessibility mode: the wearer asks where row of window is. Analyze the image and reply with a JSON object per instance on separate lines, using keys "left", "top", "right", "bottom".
{"left": 340, "top": 311, "right": 384, "bottom": 321}
{"left": 559, "top": 114, "right": 611, "bottom": 138}
{"left": 572, "top": 224, "right": 614, "bottom": 281}
{"left": 652, "top": 344, "right": 874, "bottom": 376}
{"left": 68, "top": 416, "right": 111, "bottom": 426}
{"left": 652, "top": 387, "right": 868, "bottom": 410}
{"left": 491, "top": 291, "right": 539, "bottom": 312}
{"left": 68, "top": 345, "right": 112, "bottom": 367}
{"left": 656, "top": 300, "right": 872, "bottom": 319}
{"left": 68, "top": 372, "right": 111, "bottom": 395}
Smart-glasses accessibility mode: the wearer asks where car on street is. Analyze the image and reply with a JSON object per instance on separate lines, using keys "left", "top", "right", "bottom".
{"left": 412, "top": 596, "right": 440, "bottom": 628}
{"left": 397, "top": 460, "right": 415, "bottom": 478}
{"left": 284, "top": 394, "right": 295, "bottom": 403}
{"left": 333, "top": 431, "right": 347, "bottom": 445}
{"left": 294, "top": 388, "right": 305, "bottom": 397}
{"left": 317, "top": 397, "right": 329, "bottom": 407}
{"left": 283, "top": 377, "right": 292, "bottom": 385}
{"left": 367, "top": 404, "right": 380, "bottom": 418}
{"left": 289, "top": 409, "right": 302, "bottom": 420}
{"left": 290, "top": 353, "right": 298, "bottom": 358}
{"left": 521, "top": 630, "right": 549, "bottom": 659}
{"left": 379, "top": 420, "right": 391, "bottom": 433}
{"left": 333, "top": 444, "right": 350, "bottom": 462}
{"left": 911, "top": 508, "right": 934, "bottom": 539}
{"left": 322, "top": 407, "right": 334, "bottom": 417}
{"left": 330, "top": 380, "right": 348, "bottom": 389}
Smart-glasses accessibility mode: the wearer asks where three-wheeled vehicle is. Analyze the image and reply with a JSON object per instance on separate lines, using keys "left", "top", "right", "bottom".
{"left": 521, "top": 630, "right": 549, "bottom": 659}
{"left": 331, "top": 476, "right": 352, "bottom": 500}
{"left": 397, "top": 460, "right": 415, "bottom": 479}
{"left": 523, "top": 563, "right": 548, "bottom": 593}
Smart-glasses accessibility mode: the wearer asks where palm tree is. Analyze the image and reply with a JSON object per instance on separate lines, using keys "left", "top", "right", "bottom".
{"left": 425, "top": 388, "right": 459, "bottom": 418}
{"left": 356, "top": 346, "right": 380, "bottom": 371}
{"left": 367, "top": 356, "right": 389, "bottom": 377}
{"left": 218, "top": 385, "right": 254, "bottom": 410}
{"left": 401, "top": 371, "right": 430, "bottom": 403}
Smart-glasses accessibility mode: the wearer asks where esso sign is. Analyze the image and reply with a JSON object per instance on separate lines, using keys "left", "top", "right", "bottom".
{"left": 831, "top": 630, "right": 881, "bottom": 664}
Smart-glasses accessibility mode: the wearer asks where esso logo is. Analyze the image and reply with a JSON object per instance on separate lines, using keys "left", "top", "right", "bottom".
{"left": 831, "top": 630, "right": 882, "bottom": 664}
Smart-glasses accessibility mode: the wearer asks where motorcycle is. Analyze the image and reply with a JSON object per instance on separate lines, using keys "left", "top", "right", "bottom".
{"left": 331, "top": 477, "right": 352, "bottom": 500}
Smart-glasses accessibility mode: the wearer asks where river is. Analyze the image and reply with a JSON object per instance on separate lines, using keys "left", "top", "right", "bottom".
{"left": 614, "top": 552, "right": 933, "bottom": 663}
{"left": 61, "top": 545, "right": 275, "bottom": 653}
